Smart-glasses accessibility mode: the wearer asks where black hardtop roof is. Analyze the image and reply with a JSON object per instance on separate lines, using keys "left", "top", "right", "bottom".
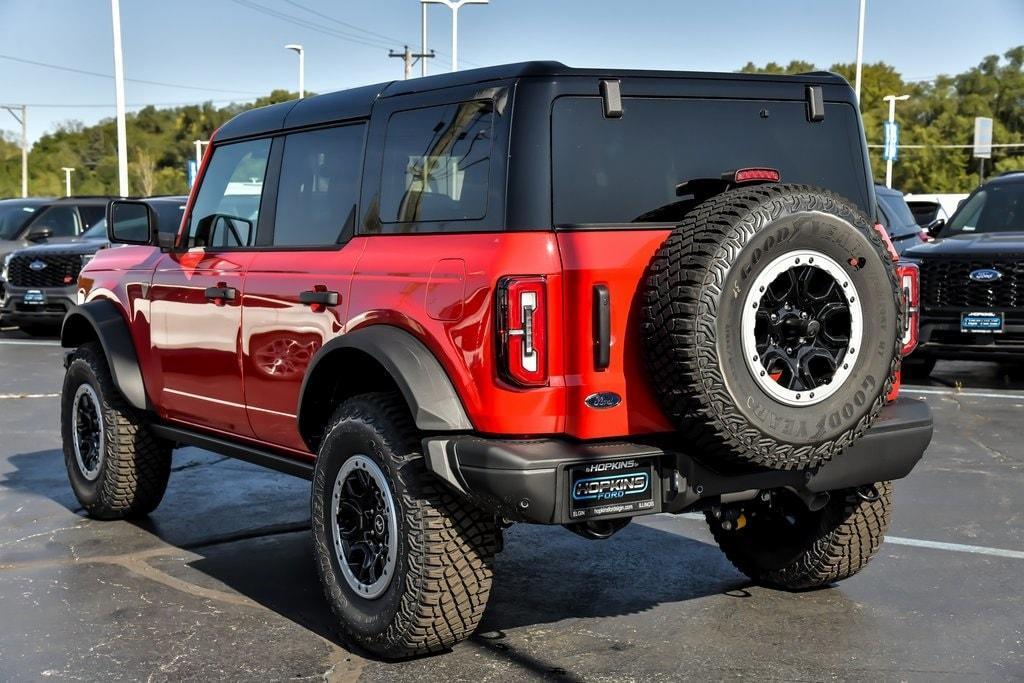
{"left": 215, "top": 60, "right": 852, "bottom": 142}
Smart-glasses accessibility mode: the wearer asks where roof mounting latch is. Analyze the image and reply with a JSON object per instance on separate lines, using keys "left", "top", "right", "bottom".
{"left": 600, "top": 79, "right": 623, "bottom": 118}
{"left": 805, "top": 85, "right": 825, "bottom": 122}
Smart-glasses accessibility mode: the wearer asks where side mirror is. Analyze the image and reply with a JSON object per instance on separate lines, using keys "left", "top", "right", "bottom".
{"left": 107, "top": 200, "right": 157, "bottom": 246}
{"left": 26, "top": 226, "right": 53, "bottom": 243}
{"left": 926, "top": 218, "right": 945, "bottom": 238}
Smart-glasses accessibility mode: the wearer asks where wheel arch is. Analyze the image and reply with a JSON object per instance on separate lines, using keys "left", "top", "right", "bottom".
{"left": 297, "top": 325, "right": 473, "bottom": 452}
{"left": 61, "top": 300, "right": 150, "bottom": 411}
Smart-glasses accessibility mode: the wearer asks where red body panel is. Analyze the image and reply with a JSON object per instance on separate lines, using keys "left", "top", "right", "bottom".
{"left": 79, "top": 224, "right": 906, "bottom": 455}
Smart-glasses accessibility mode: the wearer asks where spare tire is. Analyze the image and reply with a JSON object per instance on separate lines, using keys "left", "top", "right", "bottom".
{"left": 642, "top": 184, "right": 902, "bottom": 470}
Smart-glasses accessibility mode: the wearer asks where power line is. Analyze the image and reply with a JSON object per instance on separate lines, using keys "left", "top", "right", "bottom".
{"left": 0, "top": 54, "right": 264, "bottom": 95}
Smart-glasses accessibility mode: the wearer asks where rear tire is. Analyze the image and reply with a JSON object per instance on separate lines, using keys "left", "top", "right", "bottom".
{"left": 311, "top": 392, "right": 499, "bottom": 659}
{"left": 61, "top": 342, "right": 172, "bottom": 519}
{"left": 643, "top": 184, "right": 902, "bottom": 470}
{"left": 707, "top": 482, "right": 892, "bottom": 589}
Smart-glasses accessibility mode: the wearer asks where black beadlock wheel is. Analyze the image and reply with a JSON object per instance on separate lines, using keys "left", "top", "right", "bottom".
{"left": 706, "top": 482, "right": 893, "bottom": 589}
{"left": 61, "top": 342, "right": 172, "bottom": 519}
{"left": 311, "top": 392, "right": 500, "bottom": 659}
{"left": 642, "top": 184, "right": 903, "bottom": 470}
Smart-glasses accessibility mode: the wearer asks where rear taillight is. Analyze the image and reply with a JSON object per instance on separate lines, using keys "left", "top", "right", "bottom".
{"left": 897, "top": 262, "right": 920, "bottom": 356}
{"left": 496, "top": 276, "right": 547, "bottom": 387}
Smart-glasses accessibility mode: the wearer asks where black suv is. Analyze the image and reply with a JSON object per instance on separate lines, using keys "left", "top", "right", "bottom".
{"left": 903, "top": 171, "right": 1024, "bottom": 373}
{"left": 2, "top": 197, "right": 185, "bottom": 334}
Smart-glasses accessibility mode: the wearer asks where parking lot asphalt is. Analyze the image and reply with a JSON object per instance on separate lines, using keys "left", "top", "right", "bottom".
{"left": 0, "top": 326, "right": 1022, "bottom": 681}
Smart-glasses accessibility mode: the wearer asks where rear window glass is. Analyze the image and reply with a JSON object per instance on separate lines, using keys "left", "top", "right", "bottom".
{"left": 551, "top": 97, "right": 870, "bottom": 226}
{"left": 877, "top": 192, "right": 919, "bottom": 236}
{"left": 380, "top": 101, "right": 493, "bottom": 224}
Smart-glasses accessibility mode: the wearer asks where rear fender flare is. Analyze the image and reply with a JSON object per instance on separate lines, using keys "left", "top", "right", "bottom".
{"left": 297, "top": 326, "right": 472, "bottom": 447}
{"left": 61, "top": 300, "right": 149, "bottom": 411}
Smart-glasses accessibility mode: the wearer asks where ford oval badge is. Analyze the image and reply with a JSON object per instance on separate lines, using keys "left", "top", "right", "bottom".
{"left": 969, "top": 268, "right": 1002, "bottom": 282}
{"left": 585, "top": 392, "right": 621, "bottom": 409}
{"left": 29, "top": 260, "right": 47, "bottom": 271}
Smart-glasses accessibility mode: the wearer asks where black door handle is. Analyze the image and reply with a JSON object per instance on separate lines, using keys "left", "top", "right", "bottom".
{"left": 299, "top": 289, "right": 339, "bottom": 307}
{"left": 204, "top": 286, "right": 236, "bottom": 302}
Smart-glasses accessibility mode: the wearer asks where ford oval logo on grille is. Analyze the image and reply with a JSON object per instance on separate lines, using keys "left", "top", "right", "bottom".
{"left": 28, "top": 260, "right": 47, "bottom": 271}
{"left": 585, "top": 392, "right": 621, "bottom": 409}
{"left": 969, "top": 268, "right": 1002, "bottom": 282}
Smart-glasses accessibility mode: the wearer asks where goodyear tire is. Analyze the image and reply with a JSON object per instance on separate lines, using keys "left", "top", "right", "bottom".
{"left": 707, "top": 482, "right": 893, "bottom": 589}
{"left": 311, "top": 392, "right": 499, "bottom": 659}
{"left": 61, "top": 342, "right": 172, "bottom": 519}
{"left": 642, "top": 184, "right": 902, "bottom": 470}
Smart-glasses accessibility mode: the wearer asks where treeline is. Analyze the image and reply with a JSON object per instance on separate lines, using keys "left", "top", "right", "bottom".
{"left": 2, "top": 46, "right": 1023, "bottom": 198}
{"left": 742, "top": 46, "right": 1024, "bottom": 192}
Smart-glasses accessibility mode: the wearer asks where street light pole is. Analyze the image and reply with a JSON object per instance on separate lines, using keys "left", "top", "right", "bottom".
{"left": 2, "top": 105, "right": 27, "bottom": 197}
{"left": 854, "top": 0, "right": 866, "bottom": 102}
{"left": 285, "top": 44, "right": 305, "bottom": 98}
{"left": 110, "top": 0, "right": 129, "bottom": 196}
{"left": 883, "top": 94, "right": 910, "bottom": 189}
{"left": 420, "top": 0, "right": 488, "bottom": 72}
{"left": 421, "top": 2, "right": 428, "bottom": 77}
{"left": 61, "top": 167, "right": 75, "bottom": 197}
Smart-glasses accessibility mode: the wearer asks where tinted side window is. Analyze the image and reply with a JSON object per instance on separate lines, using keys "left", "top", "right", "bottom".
{"left": 273, "top": 124, "right": 365, "bottom": 246}
{"left": 187, "top": 138, "right": 271, "bottom": 248}
{"left": 29, "top": 205, "right": 81, "bottom": 237}
{"left": 152, "top": 203, "right": 186, "bottom": 236}
{"left": 380, "top": 101, "right": 493, "bottom": 224}
{"left": 77, "top": 205, "right": 106, "bottom": 230}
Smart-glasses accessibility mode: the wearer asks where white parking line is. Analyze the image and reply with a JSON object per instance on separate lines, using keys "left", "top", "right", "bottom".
{"left": 0, "top": 393, "right": 59, "bottom": 399}
{"left": 0, "top": 339, "right": 60, "bottom": 347}
{"left": 676, "top": 512, "right": 1022, "bottom": 560}
{"left": 902, "top": 387, "right": 1024, "bottom": 401}
{"left": 885, "top": 536, "right": 1024, "bottom": 559}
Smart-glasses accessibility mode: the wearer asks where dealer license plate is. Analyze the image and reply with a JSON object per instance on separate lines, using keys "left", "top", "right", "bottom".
{"left": 961, "top": 311, "right": 1003, "bottom": 333}
{"left": 568, "top": 457, "right": 656, "bottom": 521}
{"left": 23, "top": 289, "right": 46, "bottom": 305}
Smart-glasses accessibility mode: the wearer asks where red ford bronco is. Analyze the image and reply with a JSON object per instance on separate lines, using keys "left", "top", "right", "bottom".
{"left": 60, "top": 62, "right": 932, "bottom": 658}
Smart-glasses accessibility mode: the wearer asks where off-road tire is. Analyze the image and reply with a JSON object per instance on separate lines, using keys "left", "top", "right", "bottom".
{"left": 61, "top": 342, "right": 172, "bottom": 519}
{"left": 707, "top": 482, "right": 892, "bottom": 589}
{"left": 311, "top": 392, "right": 499, "bottom": 659}
{"left": 642, "top": 184, "right": 903, "bottom": 470}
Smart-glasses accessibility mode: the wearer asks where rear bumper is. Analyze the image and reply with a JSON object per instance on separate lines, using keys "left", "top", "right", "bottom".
{"left": 423, "top": 397, "right": 933, "bottom": 524}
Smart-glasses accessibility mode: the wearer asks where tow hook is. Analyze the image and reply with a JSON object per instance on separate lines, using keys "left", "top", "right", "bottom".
{"left": 856, "top": 484, "right": 881, "bottom": 502}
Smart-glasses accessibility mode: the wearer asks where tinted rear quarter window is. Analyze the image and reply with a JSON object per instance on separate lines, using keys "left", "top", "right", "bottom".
{"left": 380, "top": 101, "right": 494, "bottom": 225}
{"left": 876, "top": 192, "right": 919, "bottom": 236}
{"left": 273, "top": 124, "right": 365, "bottom": 246}
{"left": 77, "top": 205, "right": 106, "bottom": 230}
{"left": 551, "top": 97, "right": 870, "bottom": 226}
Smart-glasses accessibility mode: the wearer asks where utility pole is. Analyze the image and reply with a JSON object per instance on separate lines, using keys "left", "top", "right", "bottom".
{"left": 389, "top": 45, "right": 435, "bottom": 79}
{"left": 110, "top": 0, "right": 129, "bottom": 196}
{"left": 421, "top": 2, "right": 428, "bottom": 77}
{"left": 420, "top": 0, "right": 488, "bottom": 72}
{"left": 2, "top": 105, "right": 27, "bottom": 197}
{"left": 285, "top": 44, "right": 305, "bottom": 98}
{"left": 883, "top": 94, "right": 909, "bottom": 189}
{"left": 854, "top": 0, "right": 866, "bottom": 101}
{"left": 61, "top": 167, "right": 75, "bottom": 197}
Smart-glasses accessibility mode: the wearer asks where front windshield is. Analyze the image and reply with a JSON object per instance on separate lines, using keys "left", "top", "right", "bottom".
{"left": 944, "top": 182, "right": 1024, "bottom": 235}
{"left": 0, "top": 203, "right": 43, "bottom": 240}
{"left": 877, "top": 192, "right": 919, "bottom": 236}
{"left": 81, "top": 218, "right": 107, "bottom": 239}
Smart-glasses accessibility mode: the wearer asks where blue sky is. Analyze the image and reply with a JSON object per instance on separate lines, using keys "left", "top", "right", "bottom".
{"left": 1, "top": 0, "right": 1022, "bottom": 143}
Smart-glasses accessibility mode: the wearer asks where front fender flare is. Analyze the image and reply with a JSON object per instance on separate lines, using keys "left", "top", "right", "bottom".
{"left": 298, "top": 326, "right": 473, "bottom": 440}
{"left": 61, "top": 300, "right": 150, "bottom": 411}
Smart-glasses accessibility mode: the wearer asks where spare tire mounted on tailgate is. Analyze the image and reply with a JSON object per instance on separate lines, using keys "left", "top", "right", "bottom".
{"left": 642, "top": 184, "right": 902, "bottom": 470}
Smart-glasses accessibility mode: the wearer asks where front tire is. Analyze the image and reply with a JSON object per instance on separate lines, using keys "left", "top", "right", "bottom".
{"left": 61, "top": 342, "right": 172, "bottom": 519}
{"left": 311, "top": 392, "right": 499, "bottom": 659}
{"left": 706, "top": 482, "right": 892, "bottom": 589}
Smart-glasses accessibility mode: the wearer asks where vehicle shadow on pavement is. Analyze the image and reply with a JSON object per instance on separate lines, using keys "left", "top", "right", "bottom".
{"left": 2, "top": 447, "right": 749, "bottom": 667}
